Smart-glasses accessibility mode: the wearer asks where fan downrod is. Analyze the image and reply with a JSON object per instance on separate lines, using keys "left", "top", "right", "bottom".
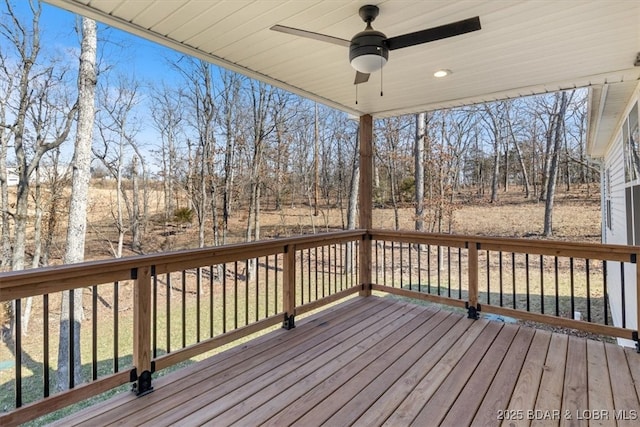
{"left": 359, "top": 5, "right": 379, "bottom": 24}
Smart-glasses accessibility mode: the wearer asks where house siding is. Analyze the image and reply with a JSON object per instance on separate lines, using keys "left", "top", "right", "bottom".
{"left": 601, "top": 82, "right": 640, "bottom": 347}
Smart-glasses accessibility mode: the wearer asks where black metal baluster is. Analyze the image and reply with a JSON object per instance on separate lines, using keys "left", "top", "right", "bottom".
{"left": 181, "top": 270, "right": 186, "bottom": 348}
{"left": 307, "top": 248, "right": 311, "bottom": 303}
{"left": 316, "top": 247, "right": 321, "bottom": 298}
{"left": 570, "top": 258, "right": 575, "bottom": 320}
{"left": 210, "top": 265, "right": 214, "bottom": 337}
{"left": 392, "top": 242, "right": 396, "bottom": 288}
{"left": 196, "top": 267, "right": 201, "bottom": 343}
{"left": 331, "top": 243, "right": 342, "bottom": 293}
{"left": 603, "top": 261, "right": 608, "bottom": 325}
{"left": 15, "top": 299, "right": 22, "bottom": 408}
{"left": 458, "top": 248, "right": 462, "bottom": 300}
{"left": 322, "top": 245, "right": 326, "bottom": 294}
{"left": 113, "top": 282, "right": 118, "bottom": 372}
{"left": 336, "top": 243, "right": 344, "bottom": 291}
{"left": 274, "top": 256, "right": 279, "bottom": 313}
{"left": 408, "top": 243, "right": 413, "bottom": 291}
{"left": 399, "top": 242, "right": 404, "bottom": 289}
{"left": 234, "top": 261, "right": 238, "bottom": 330}
{"left": 554, "top": 257, "right": 560, "bottom": 317}
{"left": 223, "top": 265, "right": 227, "bottom": 333}
{"left": 375, "top": 240, "right": 379, "bottom": 285}
{"left": 255, "top": 258, "right": 259, "bottom": 322}
{"left": 512, "top": 253, "right": 516, "bottom": 309}
{"left": 437, "top": 246, "right": 441, "bottom": 295}
{"left": 498, "top": 252, "right": 503, "bottom": 307}
{"left": 265, "top": 256, "right": 270, "bottom": 318}
{"left": 427, "top": 244, "right": 431, "bottom": 294}
{"left": 540, "top": 255, "right": 544, "bottom": 315}
{"left": 166, "top": 274, "right": 171, "bottom": 352}
{"left": 417, "top": 244, "right": 422, "bottom": 293}
{"left": 447, "top": 247, "right": 452, "bottom": 298}
{"left": 525, "top": 254, "right": 530, "bottom": 312}
{"left": 43, "top": 294, "right": 49, "bottom": 397}
{"left": 486, "top": 250, "right": 490, "bottom": 304}
{"left": 245, "top": 260, "right": 249, "bottom": 326}
{"left": 355, "top": 240, "right": 359, "bottom": 284}
{"left": 585, "top": 259, "right": 591, "bottom": 323}
{"left": 93, "top": 285, "right": 98, "bottom": 378}
{"left": 620, "top": 262, "right": 626, "bottom": 329}
{"left": 383, "top": 242, "right": 387, "bottom": 288}
{"left": 70, "top": 289, "right": 76, "bottom": 386}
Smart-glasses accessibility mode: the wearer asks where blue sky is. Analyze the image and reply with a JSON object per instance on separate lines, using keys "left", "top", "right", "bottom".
{"left": 4, "top": 1, "right": 195, "bottom": 170}
{"left": 33, "top": 1, "right": 183, "bottom": 83}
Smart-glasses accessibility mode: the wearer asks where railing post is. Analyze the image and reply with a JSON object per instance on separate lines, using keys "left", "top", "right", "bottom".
{"left": 467, "top": 243, "right": 480, "bottom": 319}
{"left": 132, "top": 266, "right": 153, "bottom": 395}
{"left": 359, "top": 234, "right": 372, "bottom": 296}
{"left": 283, "top": 245, "right": 296, "bottom": 329}
{"left": 359, "top": 114, "right": 373, "bottom": 296}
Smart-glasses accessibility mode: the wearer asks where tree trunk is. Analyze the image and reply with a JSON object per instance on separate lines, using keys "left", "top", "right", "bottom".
{"left": 543, "top": 91, "right": 570, "bottom": 236}
{"left": 57, "top": 17, "right": 97, "bottom": 391}
{"left": 415, "top": 112, "right": 425, "bottom": 232}
{"left": 131, "top": 155, "right": 141, "bottom": 252}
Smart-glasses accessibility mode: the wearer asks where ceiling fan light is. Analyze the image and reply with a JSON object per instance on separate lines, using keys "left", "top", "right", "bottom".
{"left": 351, "top": 54, "right": 387, "bottom": 73}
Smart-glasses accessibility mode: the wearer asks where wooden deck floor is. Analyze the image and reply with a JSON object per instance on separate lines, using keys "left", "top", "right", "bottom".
{"left": 56, "top": 296, "right": 640, "bottom": 427}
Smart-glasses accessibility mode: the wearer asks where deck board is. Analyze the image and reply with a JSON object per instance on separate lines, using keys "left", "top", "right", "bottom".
{"left": 55, "top": 296, "right": 640, "bottom": 427}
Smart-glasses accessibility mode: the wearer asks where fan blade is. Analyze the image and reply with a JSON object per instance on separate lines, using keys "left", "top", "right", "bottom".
{"left": 270, "top": 25, "right": 350, "bottom": 48}
{"left": 354, "top": 71, "right": 370, "bottom": 85}
{"left": 386, "top": 16, "right": 481, "bottom": 50}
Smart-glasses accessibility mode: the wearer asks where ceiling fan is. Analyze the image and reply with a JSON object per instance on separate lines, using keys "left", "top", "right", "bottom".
{"left": 271, "top": 5, "right": 481, "bottom": 85}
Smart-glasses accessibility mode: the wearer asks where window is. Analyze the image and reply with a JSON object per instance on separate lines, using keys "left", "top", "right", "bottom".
{"left": 624, "top": 102, "right": 640, "bottom": 243}
{"left": 624, "top": 102, "right": 640, "bottom": 183}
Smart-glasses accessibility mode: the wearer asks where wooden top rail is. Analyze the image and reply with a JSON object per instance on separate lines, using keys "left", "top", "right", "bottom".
{"left": 0, "top": 230, "right": 366, "bottom": 302}
{"left": 369, "top": 230, "right": 639, "bottom": 262}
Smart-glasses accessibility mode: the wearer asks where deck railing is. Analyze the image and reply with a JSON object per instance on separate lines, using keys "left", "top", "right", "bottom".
{"left": 370, "top": 230, "right": 640, "bottom": 341}
{"left": 0, "top": 231, "right": 363, "bottom": 426}
{"left": 0, "top": 229, "right": 638, "bottom": 426}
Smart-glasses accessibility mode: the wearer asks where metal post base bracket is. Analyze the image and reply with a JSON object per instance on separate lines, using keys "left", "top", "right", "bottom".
{"left": 465, "top": 302, "right": 480, "bottom": 320}
{"left": 283, "top": 313, "right": 296, "bottom": 330}
{"left": 131, "top": 370, "right": 154, "bottom": 396}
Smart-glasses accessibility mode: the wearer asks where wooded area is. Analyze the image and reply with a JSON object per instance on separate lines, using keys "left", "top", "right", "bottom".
{"left": 0, "top": 0, "right": 599, "bottom": 392}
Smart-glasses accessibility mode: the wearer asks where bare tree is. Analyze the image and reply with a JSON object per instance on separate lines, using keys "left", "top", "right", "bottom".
{"left": 56, "top": 16, "right": 97, "bottom": 391}
{"left": 94, "top": 74, "right": 140, "bottom": 257}
{"left": 543, "top": 90, "right": 573, "bottom": 236}
{"left": 1, "top": 0, "right": 77, "bottom": 272}
{"left": 414, "top": 112, "right": 426, "bottom": 232}
{"left": 245, "top": 80, "right": 275, "bottom": 243}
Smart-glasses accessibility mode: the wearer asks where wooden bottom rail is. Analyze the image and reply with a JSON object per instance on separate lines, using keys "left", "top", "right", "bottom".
{"left": 371, "top": 284, "right": 467, "bottom": 309}
{"left": 295, "top": 287, "right": 360, "bottom": 317}
{"left": 481, "top": 304, "right": 634, "bottom": 340}
{"left": 153, "top": 313, "right": 284, "bottom": 371}
{"left": 0, "top": 370, "right": 131, "bottom": 427}
{"left": 373, "top": 284, "right": 635, "bottom": 341}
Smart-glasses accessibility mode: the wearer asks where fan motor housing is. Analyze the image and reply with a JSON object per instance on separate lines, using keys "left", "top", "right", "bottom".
{"left": 349, "top": 29, "right": 389, "bottom": 63}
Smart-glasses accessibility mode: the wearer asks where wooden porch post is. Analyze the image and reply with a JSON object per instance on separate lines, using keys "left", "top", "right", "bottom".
{"left": 283, "top": 244, "right": 296, "bottom": 329}
{"left": 133, "top": 266, "right": 153, "bottom": 395}
{"left": 359, "top": 114, "right": 373, "bottom": 296}
{"left": 467, "top": 243, "right": 480, "bottom": 319}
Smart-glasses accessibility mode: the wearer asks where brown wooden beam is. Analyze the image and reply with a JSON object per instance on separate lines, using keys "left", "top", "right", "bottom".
{"left": 283, "top": 244, "right": 296, "bottom": 328}
{"left": 133, "top": 266, "right": 153, "bottom": 395}
{"left": 359, "top": 114, "right": 373, "bottom": 296}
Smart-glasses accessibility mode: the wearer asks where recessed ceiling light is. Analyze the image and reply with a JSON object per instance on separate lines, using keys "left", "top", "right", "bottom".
{"left": 434, "top": 69, "right": 452, "bottom": 78}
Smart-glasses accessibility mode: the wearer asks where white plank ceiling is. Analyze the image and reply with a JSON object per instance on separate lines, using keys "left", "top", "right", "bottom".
{"left": 43, "top": 0, "right": 640, "bottom": 153}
